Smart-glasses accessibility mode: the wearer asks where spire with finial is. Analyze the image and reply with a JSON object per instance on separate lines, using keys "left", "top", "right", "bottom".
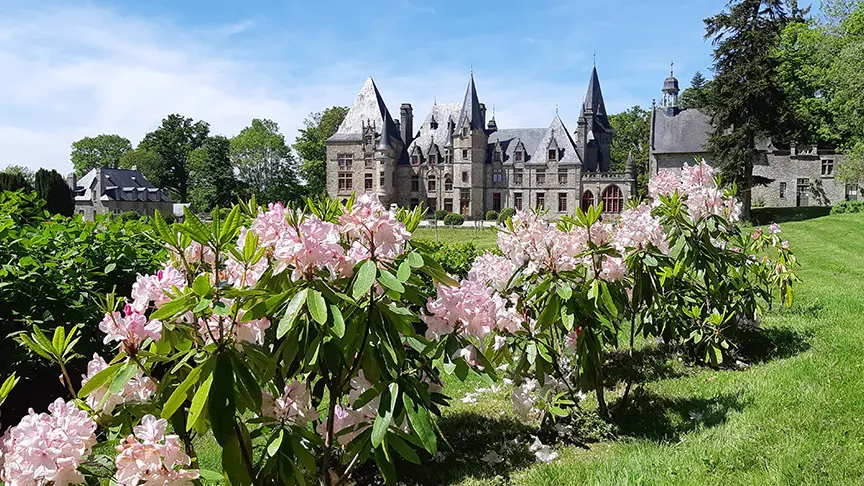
{"left": 377, "top": 109, "right": 391, "bottom": 150}
{"left": 662, "top": 63, "right": 680, "bottom": 114}
{"left": 625, "top": 150, "right": 635, "bottom": 175}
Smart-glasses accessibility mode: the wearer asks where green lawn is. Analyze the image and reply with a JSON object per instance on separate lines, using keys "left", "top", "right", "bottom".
{"left": 199, "top": 213, "right": 864, "bottom": 485}
{"left": 412, "top": 226, "right": 499, "bottom": 250}
{"left": 409, "top": 212, "right": 864, "bottom": 485}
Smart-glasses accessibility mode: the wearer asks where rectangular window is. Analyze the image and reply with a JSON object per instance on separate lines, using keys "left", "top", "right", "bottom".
{"left": 444, "top": 198, "right": 453, "bottom": 212}
{"left": 846, "top": 184, "right": 858, "bottom": 201}
{"left": 428, "top": 177, "right": 436, "bottom": 192}
{"left": 364, "top": 173, "right": 373, "bottom": 191}
{"left": 797, "top": 178, "right": 810, "bottom": 207}
{"left": 822, "top": 159, "right": 834, "bottom": 176}
{"left": 379, "top": 172, "right": 385, "bottom": 188}
{"left": 558, "top": 169, "right": 567, "bottom": 186}
{"left": 493, "top": 168, "right": 503, "bottom": 185}
{"left": 462, "top": 171, "right": 469, "bottom": 183}
{"left": 409, "top": 198, "right": 419, "bottom": 209}
{"left": 444, "top": 150, "right": 452, "bottom": 164}
{"left": 548, "top": 149, "right": 557, "bottom": 161}
{"left": 514, "top": 168, "right": 523, "bottom": 185}
{"left": 536, "top": 169, "right": 546, "bottom": 186}
{"left": 462, "top": 149, "right": 469, "bottom": 160}
{"left": 411, "top": 155, "right": 420, "bottom": 165}
{"left": 429, "top": 154, "right": 437, "bottom": 165}
{"left": 536, "top": 192, "right": 545, "bottom": 209}
{"left": 493, "top": 192, "right": 502, "bottom": 211}
{"left": 364, "top": 154, "right": 373, "bottom": 169}
{"left": 337, "top": 153, "right": 353, "bottom": 170}
{"left": 427, "top": 198, "right": 437, "bottom": 212}
{"left": 411, "top": 175, "right": 420, "bottom": 192}
{"left": 558, "top": 193, "right": 567, "bottom": 212}
{"left": 515, "top": 151, "right": 523, "bottom": 163}
{"left": 460, "top": 188, "right": 470, "bottom": 200}
{"left": 338, "top": 172, "right": 352, "bottom": 192}
{"left": 779, "top": 182, "right": 786, "bottom": 199}
{"left": 514, "top": 192, "right": 523, "bottom": 210}
{"left": 493, "top": 150, "right": 501, "bottom": 162}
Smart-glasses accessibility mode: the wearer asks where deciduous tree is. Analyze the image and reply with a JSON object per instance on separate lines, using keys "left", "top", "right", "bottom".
{"left": 609, "top": 106, "right": 650, "bottom": 196}
{"left": 231, "top": 118, "right": 301, "bottom": 206}
{"left": 136, "top": 115, "right": 210, "bottom": 202}
{"left": 188, "top": 136, "right": 243, "bottom": 213}
{"left": 293, "top": 106, "right": 348, "bottom": 197}
{"left": 70, "top": 134, "right": 133, "bottom": 176}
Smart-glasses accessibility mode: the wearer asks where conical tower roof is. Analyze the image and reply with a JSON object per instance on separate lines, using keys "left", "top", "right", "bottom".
{"left": 328, "top": 77, "right": 401, "bottom": 144}
{"left": 581, "top": 66, "right": 612, "bottom": 133}
{"left": 455, "top": 72, "right": 484, "bottom": 133}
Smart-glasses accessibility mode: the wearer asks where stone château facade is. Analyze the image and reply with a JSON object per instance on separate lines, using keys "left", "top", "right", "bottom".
{"left": 649, "top": 69, "right": 853, "bottom": 207}
{"left": 325, "top": 68, "right": 636, "bottom": 218}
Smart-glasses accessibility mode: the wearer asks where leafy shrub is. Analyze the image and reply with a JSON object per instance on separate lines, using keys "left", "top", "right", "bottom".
{"left": 116, "top": 210, "right": 145, "bottom": 222}
{"left": 0, "top": 191, "right": 164, "bottom": 420}
{"left": 831, "top": 200, "right": 864, "bottom": 214}
{"left": 419, "top": 240, "right": 488, "bottom": 279}
{"left": 443, "top": 213, "right": 464, "bottom": 226}
{"left": 434, "top": 209, "right": 449, "bottom": 220}
{"left": 485, "top": 210, "right": 499, "bottom": 221}
{"left": 497, "top": 207, "right": 516, "bottom": 225}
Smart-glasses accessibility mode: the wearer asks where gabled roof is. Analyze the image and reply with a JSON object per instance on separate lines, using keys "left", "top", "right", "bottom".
{"left": 487, "top": 128, "right": 547, "bottom": 164}
{"left": 328, "top": 77, "right": 401, "bottom": 144}
{"left": 580, "top": 66, "right": 613, "bottom": 134}
{"left": 74, "top": 168, "right": 172, "bottom": 203}
{"left": 530, "top": 116, "right": 581, "bottom": 165}
{"left": 651, "top": 107, "right": 712, "bottom": 154}
{"left": 455, "top": 72, "right": 484, "bottom": 133}
{"left": 407, "top": 103, "right": 461, "bottom": 160}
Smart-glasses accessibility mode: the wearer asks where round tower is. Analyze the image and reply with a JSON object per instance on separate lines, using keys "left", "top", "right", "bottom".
{"left": 661, "top": 62, "right": 680, "bottom": 116}
{"left": 375, "top": 116, "right": 395, "bottom": 205}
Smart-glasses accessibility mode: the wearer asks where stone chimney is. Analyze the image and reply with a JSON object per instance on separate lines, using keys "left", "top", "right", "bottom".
{"left": 400, "top": 103, "right": 413, "bottom": 146}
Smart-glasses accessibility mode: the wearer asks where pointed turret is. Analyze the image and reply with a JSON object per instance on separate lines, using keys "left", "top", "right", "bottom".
{"left": 329, "top": 77, "right": 401, "bottom": 144}
{"left": 444, "top": 119, "right": 454, "bottom": 149}
{"left": 583, "top": 66, "right": 611, "bottom": 131}
{"left": 455, "top": 72, "right": 484, "bottom": 134}
{"left": 625, "top": 151, "right": 635, "bottom": 175}
{"left": 377, "top": 109, "right": 392, "bottom": 150}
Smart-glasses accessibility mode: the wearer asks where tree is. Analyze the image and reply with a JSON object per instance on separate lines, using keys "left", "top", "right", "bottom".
{"left": 703, "top": 0, "right": 806, "bottom": 218}
{"left": 188, "top": 136, "right": 244, "bottom": 213}
{"left": 293, "top": 106, "right": 348, "bottom": 197}
{"left": 0, "top": 166, "right": 34, "bottom": 192}
{"left": 609, "top": 106, "right": 651, "bottom": 196}
{"left": 33, "top": 169, "right": 74, "bottom": 216}
{"left": 679, "top": 71, "right": 711, "bottom": 110}
{"left": 118, "top": 148, "right": 163, "bottom": 174}
{"left": 136, "top": 115, "right": 210, "bottom": 202}
{"left": 70, "top": 134, "right": 133, "bottom": 176}
{"left": 231, "top": 119, "right": 301, "bottom": 206}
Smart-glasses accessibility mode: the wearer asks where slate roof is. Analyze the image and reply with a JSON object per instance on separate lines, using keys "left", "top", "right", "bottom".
{"left": 528, "top": 116, "right": 581, "bottom": 165}
{"left": 328, "top": 77, "right": 401, "bottom": 144}
{"left": 651, "top": 108, "right": 712, "bottom": 154}
{"left": 455, "top": 73, "right": 485, "bottom": 133}
{"left": 581, "top": 66, "right": 613, "bottom": 133}
{"left": 74, "top": 168, "right": 172, "bottom": 203}
{"left": 406, "top": 103, "right": 462, "bottom": 157}
{"left": 487, "top": 128, "right": 547, "bottom": 164}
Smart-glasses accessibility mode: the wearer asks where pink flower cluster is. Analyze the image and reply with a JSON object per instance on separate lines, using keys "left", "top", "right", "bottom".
{"left": 81, "top": 354, "right": 155, "bottom": 414}
{"left": 250, "top": 202, "right": 291, "bottom": 249}
{"left": 468, "top": 252, "right": 517, "bottom": 292}
{"left": 317, "top": 372, "right": 378, "bottom": 445}
{"left": 273, "top": 216, "right": 345, "bottom": 280}
{"left": 614, "top": 203, "right": 669, "bottom": 254}
{"left": 1, "top": 399, "right": 96, "bottom": 486}
{"left": 130, "top": 266, "right": 187, "bottom": 312}
{"left": 114, "top": 415, "right": 198, "bottom": 486}
{"left": 497, "top": 211, "right": 601, "bottom": 274}
{"left": 649, "top": 162, "right": 741, "bottom": 222}
{"left": 261, "top": 381, "right": 319, "bottom": 425}
{"left": 198, "top": 307, "right": 270, "bottom": 346}
{"left": 340, "top": 194, "right": 411, "bottom": 262}
{"left": 100, "top": 304, "right": 162, "bottom": 351}
{"left": 422, "top": 279, "right": 521, "bottom": 340}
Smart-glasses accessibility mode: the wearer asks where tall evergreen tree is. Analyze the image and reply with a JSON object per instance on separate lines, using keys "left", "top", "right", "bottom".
{"left": 679, "top": 71, "right": 711, "bottom": 110}
{"left": 33, "top": 169, "right": 74, "bottom": 216}
{"left": 0, "top": 169, "right": 32, "bottom": 193}
{"left": 704, "top": 0, "right": 806, "bottom": 217}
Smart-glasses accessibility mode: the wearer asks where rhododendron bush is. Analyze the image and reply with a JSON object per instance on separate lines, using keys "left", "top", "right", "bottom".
{"left": 3, "top": 194, "right": 484, "bottom": 486}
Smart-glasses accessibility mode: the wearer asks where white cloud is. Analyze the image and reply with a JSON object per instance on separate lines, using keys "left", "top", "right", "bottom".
{"left": 0, "top": 3, "right": 646, "bottom": 175}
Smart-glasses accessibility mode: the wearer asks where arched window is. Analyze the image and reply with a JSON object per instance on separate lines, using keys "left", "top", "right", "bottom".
{"left": 581, "top": 190, "right": 594, "bottom": 211}
{"left": 601, "top": 185, "right": 623, "bottom": 213}
{"left": 444, "top": 175, "right": 453, "bottom": 191}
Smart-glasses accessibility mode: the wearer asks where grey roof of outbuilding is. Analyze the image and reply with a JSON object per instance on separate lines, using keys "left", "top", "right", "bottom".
{"left": 487, "top": 128, "right": 547, "bottom": 164}
{"left": 328, "top": 77, "right": 402, "bottom": 144}
{"left": 74, "top": 168, "right": 172, "bottom": 203}
{"left": 651, "top": 107, "right": 712, "bottom": 154}
{"left": 407, "top": 103, "right": 462, "bottom": 157}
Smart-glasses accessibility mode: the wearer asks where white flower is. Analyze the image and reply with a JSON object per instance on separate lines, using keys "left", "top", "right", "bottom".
{"left": 481, "top": 450, "right": 504, "bottom": 465}
{"left": 529, "top": 436, "right": 559, "bottom": 463}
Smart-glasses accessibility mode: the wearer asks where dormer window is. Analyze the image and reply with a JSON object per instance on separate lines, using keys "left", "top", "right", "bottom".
{"left": 411, "top": 155, "right": 421, "bottom": 165}
{"left": 493, "top": 150, "right": 501, "bottom": 162}
{"left": 514, "top": 151, "right": 523, "bottom": 163}
{"left": 548, "top": 149, "right": 558, "bottom": 161}
{"left": 462, "top": 127, "right": 469, "bottom": 137}
{"left": 430, "top": 120, "right": 439, "bottom": 130}
{"left": 429, "top": 154, "right": 437, "bottom": 165}
{"left": 364, "top": 134, "right": 373, "bottom": 146}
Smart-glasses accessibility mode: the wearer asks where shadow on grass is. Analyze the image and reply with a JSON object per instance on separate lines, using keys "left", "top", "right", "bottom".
{"left": 750, "top": 206, "right": 831, "bottom": 225}
{"left": 611, "top": 389, "right": 748, "bottom": 442}
{"left": 734, "top": 325, "right": 813, "bottom": 364}
{"left": 393, "top": 412, "right": 537, "bottom": 485}
{"left": 602, "top": 343, "right": 690, "bottom": 388}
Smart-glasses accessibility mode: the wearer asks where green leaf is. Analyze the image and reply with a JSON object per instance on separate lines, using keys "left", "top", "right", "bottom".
{"left": 222, "top": 434, "right": 252, "bottom": 486}
{"left": 375, "top": 446, "right": 397, "bottom": 485}
{"left": 403, "top": 394, "right": 436, "bottom": 455}
{"left": 18, "top": 334, "right": 52, "bottom": 360}
{"left": 108, "top": 361, "right": 139, "bottom": 396}
{"left": 230, "top": 350, "right": 262, "bottom": 410}
{"left": 198, "top": 470, "right": 223, "bottom": 482}
{"left": 150, "top": 295, "right": 194, "bottom": 321}
{"left": 186, "top": 373, "right": 212, "bottom": 432}
{"left": 51, "top": 326, "right": 66, "bottom": 356}
{"left": 161, "top": 362, "right": 203, "bottom": 419}
{"left": 277, "top": 289, "right": 307, "bottom": 339}
{"left": 180, "top": 207, "right": 212, "bottom": 245}
{"left": 267, "top": 430, "right": 284, "bottom": 457}
{"left": 191, "top": 274, "right": 211, "bottom": 297}
{"left": 209, "top": 352, "right": 236, "bottom": 446}
{"left": 307, "top": 289, "right": 327, "bottom": 325}
{"left": 556, "top": 283, "right": 572, "bottom": 300}
{"left": 78, "top": 362, "right": 123, "bottom": 398}
{"left": 330, "top": 304, "right": 345, "bottom": 338}
{"left": 104, "top": 263, "right": 116, "bottom": 274}
{"left": 372, "top": 383, "right": 399, "bottom": 447}
{"left": 352, "top": 260, "right": 377, "bottom": 300}
{"left": 407, "top": 252, "right": 424, "bottom": 268}
{"left": 387, "top": 434, "right": 421, "bottom": 464}
{"left": 397, "top": 261, "right": 411, "bottom": 282}
{"left": 378, "top": 269, "right": 405, "bottom": 293}
{"left": 193, "top": 298, "right": 212, "bottom": 314}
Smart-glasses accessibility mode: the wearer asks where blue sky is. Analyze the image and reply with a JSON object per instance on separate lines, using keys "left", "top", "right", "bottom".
{"left": 0, "top": 0, "right": 813, "bottom": 173}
